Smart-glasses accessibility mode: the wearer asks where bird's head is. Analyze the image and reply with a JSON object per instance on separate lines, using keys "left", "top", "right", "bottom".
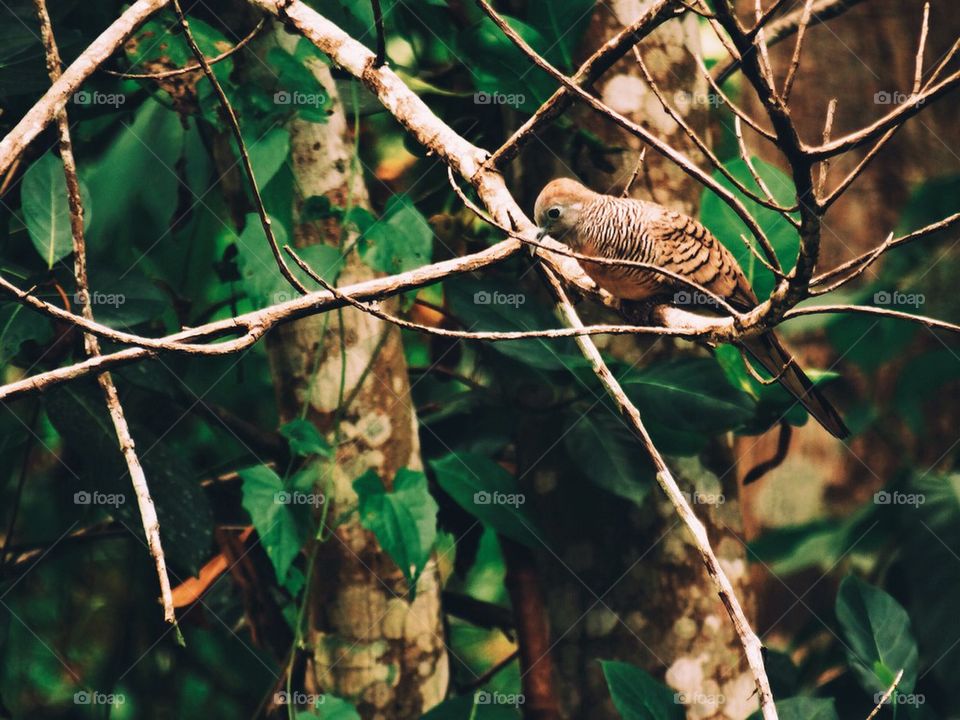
{"left": 533, "top": 178, "right": 596, "bottom": 241}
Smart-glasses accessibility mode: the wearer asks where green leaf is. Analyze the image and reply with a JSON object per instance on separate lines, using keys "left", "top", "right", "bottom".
{"left": 699, "top": 157, "right": 799, "bottom": 301}
{"left": 240, "top": 464, "right": 304, "bottom": 584}
{"left": 280, "top": 419, "right": 333, "bottom": 457}
{"left": 563, "top": 411, "right": 652, "bottom": 506}
{"left": 835, "top": 575, "right": 918, "bottom": 694}
{"left": 893, "top": 348, "right": 960, "bottom": 433}
{"left": 527, "top": 1, "right": 596, "bottom": 71}
{"left": 421, "top": 694, "right": 520, "bottom": 719}
{"left": 748, "top": 697, "right": 839, "bottom": 720}
{"left": 245, "top": 127, "right": 290, "bottom": 188}
{"left": 360, "top": 194, "right": 433, "bottom": 274}
{"left": 313, "top": 695, "right": 361, "bottom": 719}
{"left": 600, "top": 660, "right": 683, "bottom": 720}
{"left": 354, "top": 468, "right": 438, "bottom": 594}
{"left": 0, "top": 303, "right": 52, "bottom": 366}
{"left": 236, "top": 213, "right": 345, "bottom": 306}
{"left": 21, "top": 151, "right": 92, "bottom": 268}
{"left": 430, "top": 453, "right": 542, "bottom": 549}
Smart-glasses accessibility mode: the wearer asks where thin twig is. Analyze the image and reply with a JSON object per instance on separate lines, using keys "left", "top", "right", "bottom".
{"left": 913, "top": 3, "right": 930, "bottom": 94}
{"left": 783, "top": 304, "right": 960, "bottom": 334}
{"left": 170, "top": 0, "right": 308, "bottom": 295}
{"left": 34, "top": 0, "right": 177, "bottom": 626}
{"left": 371, "top": 0, "right": 386, "bottom": 67}
{"left": 539, "top": 265, "right": 778, "bottom": 720}
{"left": 810, "top": 233, "right": 894, "bottom": 295}
{"left": 865, "top": 669, "right": 904, "bottom": 720}
{"left": 816, "top": 98, "right": 837, "bottom": 196}
{"left": 622, "top": 147, "right": 646, "bottom": 198}
{"left": 103, "top": 18, "right": 264, "bottom": 79}
{"left": 782, "top": 0, "right": 815, "bottom": 103}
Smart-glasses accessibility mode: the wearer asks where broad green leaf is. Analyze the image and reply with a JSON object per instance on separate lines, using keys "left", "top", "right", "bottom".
{"left": 266, "top": 41, "right": 333, "bottom": 124}
{"left": 748, "top": 697, "right": 839, "bottom": 720}
{"left": 240, "top": 464, "right": 304, "bottom": 583}
{"left": 601, "top": 660, "right": 683, "bottom": 720}
{"left": 445, "top": 278, "right": 585, "bottom": 371}
{"left": 280, "top": 419, "right": 332, "bottom": 457}
{"left": 360, "top": 194, "right": 433, "bottom": 274}
{"left": 313, "top": 695, "right": 361, "bottom": 719}
{"left": 0, "top": 303, "right": 52, "bottom": 366}
{"left": 354, "top": 468, "right": 438, "bottom": 594}
{"left": 236, "top": 213, "right": 345, "bottom": 306}
{"left": 836, "top": 575, "right": 918, "bottom": 693}
{"left": 430, "top": 453, "right": 542, "bottom": 549}
{"left": 527, "top": 0, "right": 596, "bottom": 70}
{"left": 563, "top": 411, "right": 652, "bottom": 506}
{"left": 699, "top": 157, "right": 800, "bottom": 301}
{"left": 620, "top": 357, "right": 755, "bottom": 452}
{"left": 421, "top": 694, "right": 520, "bottom": 719}
{"left": 21, "top": 151, "right": 92, "bottom": 268}
{"left": 245, "top": 127, "right": 290, "bottom": 189}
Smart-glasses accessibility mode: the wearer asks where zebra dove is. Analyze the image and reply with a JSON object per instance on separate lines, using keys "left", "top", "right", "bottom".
{"left": 534, "top": 177, "right": 848, "bottom": 440}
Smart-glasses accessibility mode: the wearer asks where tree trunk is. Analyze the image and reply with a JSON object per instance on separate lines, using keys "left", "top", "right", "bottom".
{"left": 524, "top": 4, "right": 760, "bottom": 719}
{"left": 264, "top": 33, "right": 447, "bottom": 718}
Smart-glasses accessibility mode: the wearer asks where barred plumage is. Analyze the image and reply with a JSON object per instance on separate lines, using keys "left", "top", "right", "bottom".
{"left": 533, "top": 177, "right": 849, "bottom": 441}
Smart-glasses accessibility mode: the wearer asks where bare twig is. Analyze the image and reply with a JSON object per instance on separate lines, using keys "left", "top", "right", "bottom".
{"left": 816, "top": 98, "right": 837, "bottom": 196}
{"left": 783, "top": 304, "right": 960, "bottom": 334}
{"left": 809, "top": 233, "right": 894, "bottom": 295}
{"left": 865, "top": 669, "right": 904, "bottom": 720}
{"left": 34, "top": 0, "right": 177, "bottom": 626}
{"left": 170, "top": 0, "right": 308, "bottom": 295}
{"left": 103, "top": 18, "right": 264, "bottom": 79}
{"left": 539, "top": 265, "right": 778, "bottom": 719}
{"left": 782, "top": 0, "right": 815, "bottom": 103}
{"left": 621, "top": 147, "right": 647, "bottom": 198}
{"left": 742, "top": 421, "right": 792, "bottom": 485}
{"left": 913, "top": 3, "right": 930, "bottom": 94}
{"left": 690, "top": 49, "right": 777, "bottom": 142}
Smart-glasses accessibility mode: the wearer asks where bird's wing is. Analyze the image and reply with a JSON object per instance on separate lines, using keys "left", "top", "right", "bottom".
{"left": 645, "top": 206, "right": 758, "bottom": 311}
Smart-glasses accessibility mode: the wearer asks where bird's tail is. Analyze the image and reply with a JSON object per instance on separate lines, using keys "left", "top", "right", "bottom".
{"left": 740, "top": 332, "right": 849, "bottom": 439}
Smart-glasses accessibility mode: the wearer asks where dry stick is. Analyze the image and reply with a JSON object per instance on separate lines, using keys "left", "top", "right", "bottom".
{"left": 539, "top": 265, "right": 778, "bottom": 719}
{"left": 816, "top": 98, "right": 837, "bottom": 197}
{"left": 488, "top": 0, "right": 683, "bottom": 167}
{"left": 809, "top": 233, "right": 894, "bottom": 296}
{"left": 170, "top": 0, "right": 308, "bottom": 295}
{"left": 751, "top": 0, "right": 777, "bottom": 92}
{"left": 34, "top": 0, "right": 177, "bottom": 626}
{"left": 865, "top": 669, "right": 904, "bottom": 720}
{"left": 812, "top": 210, "right": 960, "bottom": 287}
{"left": 714, "top": 0, "right": 868, "bottom": 84}
{"left": 475, "top": 0, "right": 783, "bottom": 273}
{"left": 748, "top": 0, "right": 791, "bottom": 38}
{"left": 732, "top": 115, "right": 793, "bottom": 220}
{"left": 690, "top": 49, "right": 777, "bottom": 142}
{"left": 0, "top": 0, "right": 170, "bottom": 178}
{"left": 781, "top": 0, "right": 815, "bottom": 103}
{"left": 783, "top": 304, "right": 960, "bottom": 334}
{"left": 103, "top": 18, "right": 265, "bottom": 79}
{"left": 621, "top": 147, "right": 647, "bottom": 198}
{"left": 633, "top": 47, "right": 793, "bottom": 215}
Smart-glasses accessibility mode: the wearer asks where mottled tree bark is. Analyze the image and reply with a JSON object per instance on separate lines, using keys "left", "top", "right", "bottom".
{"left": 264, "top": 31, "right": 447, "bottom": 718}
{"left": 524, "top": 3, "right": 760, "bottom": 719}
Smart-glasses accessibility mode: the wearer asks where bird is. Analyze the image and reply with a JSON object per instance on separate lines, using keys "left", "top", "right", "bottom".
{"left": 534, "top": 177, "right": 849, "bottom": 440}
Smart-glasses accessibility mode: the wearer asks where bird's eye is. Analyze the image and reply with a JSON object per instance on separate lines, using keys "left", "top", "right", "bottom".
{"left": 547, "top": 207, "right": 561, "bottom": 220}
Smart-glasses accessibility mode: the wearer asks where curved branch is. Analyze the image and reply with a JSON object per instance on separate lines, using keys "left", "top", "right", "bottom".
{"left": 783, "top": 304, "right": 960, "bottom": 333}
